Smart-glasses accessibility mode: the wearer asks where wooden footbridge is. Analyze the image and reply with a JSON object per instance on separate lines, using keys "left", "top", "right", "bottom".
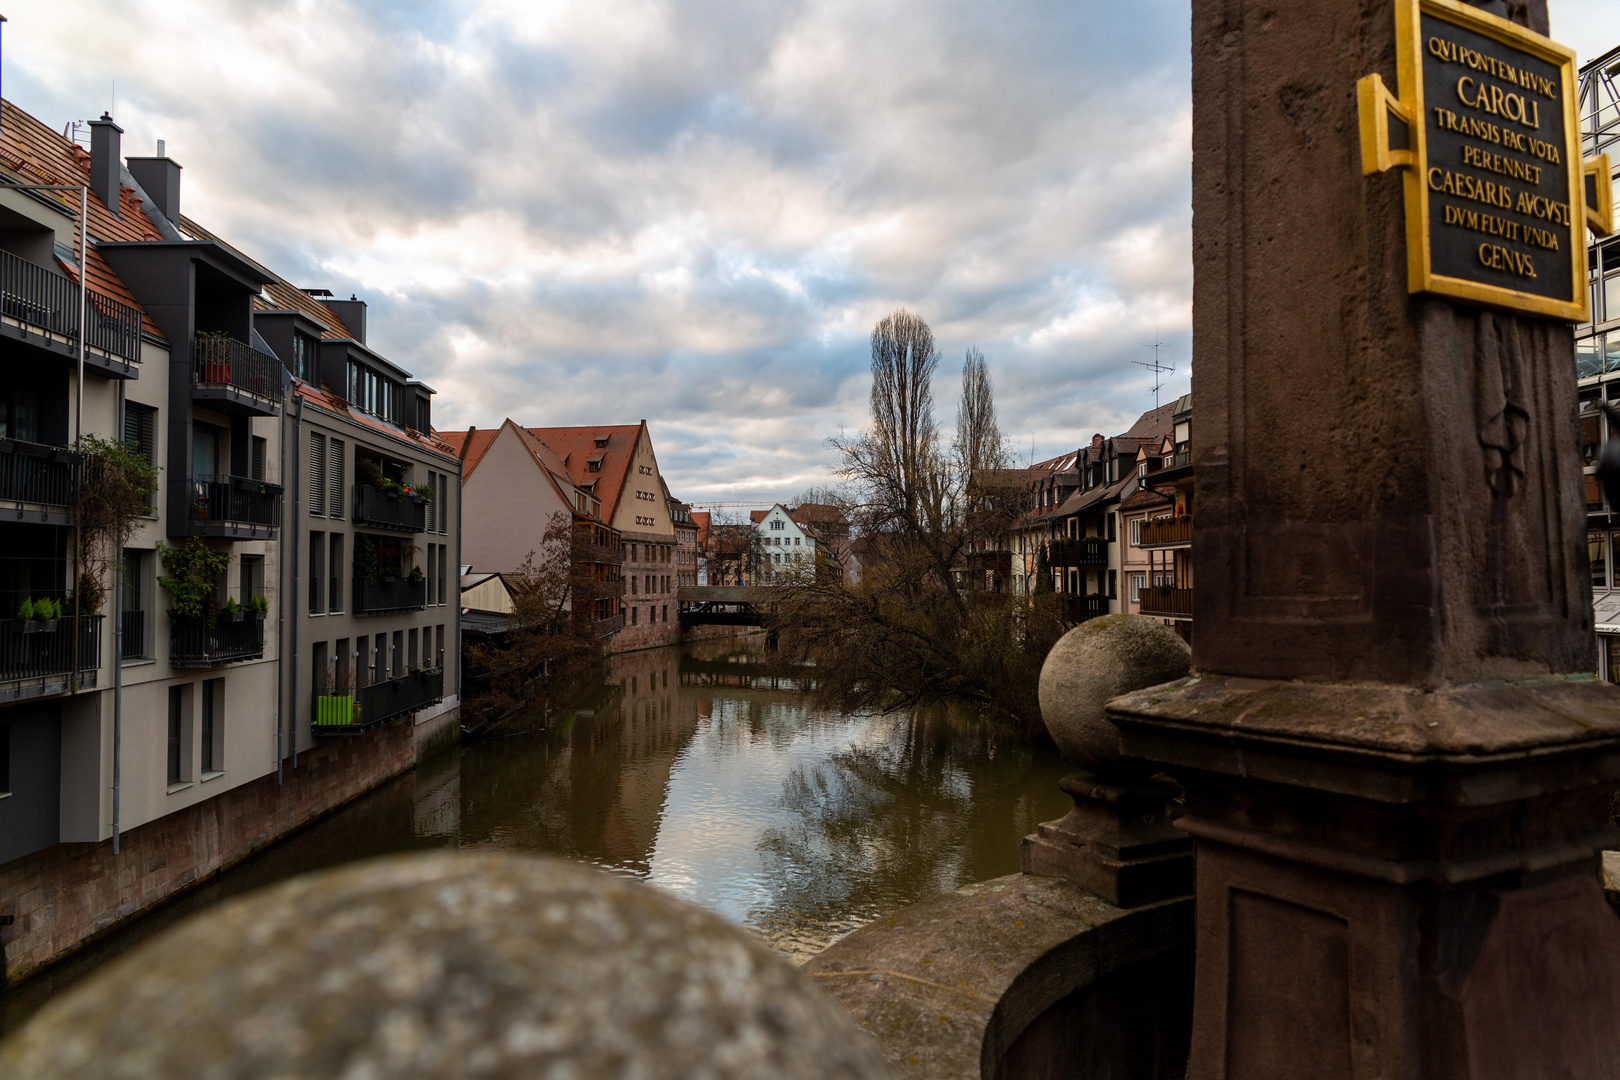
{"left": 676, "top": 586, "right": 771, "bottom": 629}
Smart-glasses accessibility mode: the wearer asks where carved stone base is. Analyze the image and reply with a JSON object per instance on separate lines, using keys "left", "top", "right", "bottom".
{"left": 1020, "top": 771, "right": 1194, "bottom": 908}
{"left": 1110, "top": 674, "right": 1620, "bottom": 1080}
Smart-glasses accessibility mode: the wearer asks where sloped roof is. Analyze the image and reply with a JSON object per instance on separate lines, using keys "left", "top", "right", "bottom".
{"left": 691, "top": 511, "right": 711, "bottom": 548}
{"left": 0, "top": 100, "right": 165, "bottom": 337}
{"left": 522, "top": 424, "right": 645, "bottom": 521}
{"left": 181, "top": 216, "right": 354, "bottom": 340}
{"left": 1120, "top": 402, "right": 1177, "bottom": 441}
{"left": 441, "top": 427, "right": 497, "bottom": 470}
{"left": 1120, "top": 487, "right": 1173, "bottom": 511}
{"left": 291, "top": 380, "right": 459, "bottom": 462}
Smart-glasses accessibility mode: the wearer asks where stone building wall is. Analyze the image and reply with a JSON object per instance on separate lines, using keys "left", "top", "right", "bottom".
{"left": 0, "top": 715, "right": 423, "bottom": 985}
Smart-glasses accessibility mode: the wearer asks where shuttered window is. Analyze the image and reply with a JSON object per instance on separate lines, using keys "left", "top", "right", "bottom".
{"left": 308, "top": 433, "right": 326, "bottom": 517}
{"left": 123, "top": 402, "right": 156, "bottom": 464}
{"left": 328, "top": 438, "right": 344, "bottom": 518}
{"left": 439, "top": 472, "right": 449, "bottom": 535}
{"left": 251, "top": 436, "right": 267, "bottom": 481}
{"left": 426, "top": 473, "right": 435, "bottom": 533}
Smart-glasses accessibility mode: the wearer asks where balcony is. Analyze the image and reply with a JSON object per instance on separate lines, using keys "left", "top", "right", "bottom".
{"left": 1138, "top": 586, "right": 1194, "bottom": 619}
{"left": 0, "top": 438, "right": 80, "bottom": 525}
{"left": 187, "top": 475, "right": 283, "bottom": 539}
{"left": 1048, "top": 537, "right": 1108, "bottom": 567}
{"left": 353, "top": 483, "right": 426, "bottom": 532}
{"left": 0, "top": 249, "right": 143, "bottom": 376}
{"left": 191, "top": 335, "right": 284, "bottom": 416}
{"left": 169, "top": 613, "right": 265, "bottom": 667}
{"left": 0, "top": 615, "right": 101, "bottom": 704}
{"left": 592, "top": 612, "right": 626, "bottom": 638}
{"left": 1138, "top": 516, "right": 1192, "bottom": 548}
{"left": 1062, "top": 594, "right": 1109, "bottom": 624}
{"left": 314, "top": 668, "right": 444, "bottom": 735}
{"left": 353, "top": 575, "right": 428, "bottom": 615}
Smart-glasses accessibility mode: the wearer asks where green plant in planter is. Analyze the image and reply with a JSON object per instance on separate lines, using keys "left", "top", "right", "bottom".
{"left": 17, "top": 597, "right": 36, "bottom": 621}
{"left": 379, "top": 477, "right": 403, "bottom": 496}
{"left": 40, "top": 598, "right": 62, "bottom": 621}
{"left": 158, "top": 538, "right": 232, "bottom": 625}
{"left": 354, "top": 534, "right": 382, "bottom": 586}
{"left": 409, "top": 565, "right": 425, "bottom": 582}
{"left": 250, "top": 594, "right": 269, "bottom": 614}
{"left": 358, "top": 458, "right": 384, "bottom": 490}
{"left": 223, "top": 596, "right": 242, "bottom": 614}
{"left": 414, "top": 482, "right": 434, "bottom": 501}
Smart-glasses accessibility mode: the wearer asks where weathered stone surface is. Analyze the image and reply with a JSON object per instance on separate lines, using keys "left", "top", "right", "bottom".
{"left": 0, "top": 853, "right": 891, "bottom": 1079}
{"left": 1604, "top": 851, "right": 1620, "bottom": 916}
{"left": 1037, "top": 614, "right": 1189, "bottom": 773}
{"left": 802, "top": 872, "right": 1191, "bottom": 1080}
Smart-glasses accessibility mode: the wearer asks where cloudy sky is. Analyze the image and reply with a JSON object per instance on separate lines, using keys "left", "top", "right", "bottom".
{"left": 9, "top": 2, "right": 1620, "bottom": 504}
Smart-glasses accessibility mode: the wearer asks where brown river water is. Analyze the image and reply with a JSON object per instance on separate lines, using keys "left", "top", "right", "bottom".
{"left": 0, "top": 636, "right": 1071, "bottom": 1036}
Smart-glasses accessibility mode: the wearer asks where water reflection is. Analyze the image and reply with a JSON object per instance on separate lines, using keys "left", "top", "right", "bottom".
{"left": 1, "top": 637, "right": 1070, "bottom": 1032}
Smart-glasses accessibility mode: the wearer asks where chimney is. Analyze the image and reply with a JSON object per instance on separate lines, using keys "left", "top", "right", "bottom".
{"left": 325, "top": 295, "right": 367, "bottom": 344}
{"left": 127, "top": 143, "right": 182, "bottom": 225}
{"left": 88, "top": 113, "right": 123, "bottom": 216}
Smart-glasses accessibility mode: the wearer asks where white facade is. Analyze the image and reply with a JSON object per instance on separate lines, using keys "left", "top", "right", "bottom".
{"left": 754, "top": 504, "right": 816, "bottom": 580}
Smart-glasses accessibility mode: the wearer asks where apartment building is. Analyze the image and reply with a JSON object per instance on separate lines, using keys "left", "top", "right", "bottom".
{"left": 1575, "top": 43, "right": 1620, "bottom": 680}
{"left": 0, "top": 100, "right": 463, "bottom": 981}
{"left": 751, "top": 504, "right": 819, "bottom": 579}
{"left": 1121, "top": 394, "right": 1193, "bottom": 642}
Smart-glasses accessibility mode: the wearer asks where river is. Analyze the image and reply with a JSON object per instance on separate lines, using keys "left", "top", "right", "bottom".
{"left": 0, "top": 636, "right": 1071, "bottom": 1036}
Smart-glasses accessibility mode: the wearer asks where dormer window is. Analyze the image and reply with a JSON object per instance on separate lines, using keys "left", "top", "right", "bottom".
{"left": 594, "top": 437, "right": 609, "bottom": 448}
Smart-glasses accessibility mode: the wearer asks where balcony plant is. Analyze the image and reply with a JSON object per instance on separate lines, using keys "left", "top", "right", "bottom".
{"left": 222, "top": 596, "right": 243, "bottom": 623}
{"left": 354, "top": 533, "right": 383, "bottom": 585}
{"left": 357, "top": 458, "right": 385, "bottom": 491}
{"left": 158, "top": 538, "right": 231, "bottom": 627}
{"left": 77, "top": 434, "right": 160, "bottom": 618}
{"left": 15, "top": 597, "right": 62, "bottom": 633}
{"left": 409, "top": 565, "right": 425, "bottom": 583}
{"left": 195, "top": 329, "right": 233, "bottom": 384}
{"left": 250, "top": 594, "right": 269, "bottom": 619}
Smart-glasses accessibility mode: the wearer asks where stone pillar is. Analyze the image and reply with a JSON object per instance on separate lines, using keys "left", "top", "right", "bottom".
{"left": 1107, "top": 1, "right": 1620, "bottom": 1077}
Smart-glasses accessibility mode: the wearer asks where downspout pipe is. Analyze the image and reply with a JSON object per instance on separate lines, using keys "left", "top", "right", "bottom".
{"left": 112, "top": 379, "right": 124, "bottom": 854}
{"left": 289, "top": 394, "right": 303, "bottom": 770}
{"left": 275, "top": 368, "right": 290, "bottom": 784}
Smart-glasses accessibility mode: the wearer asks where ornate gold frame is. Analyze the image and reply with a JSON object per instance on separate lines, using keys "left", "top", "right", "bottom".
{"left": 1360, "top": 0, "right": 1586, "bottom": 321}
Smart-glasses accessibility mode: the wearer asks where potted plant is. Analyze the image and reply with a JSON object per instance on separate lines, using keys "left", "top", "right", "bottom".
{"left": 15, "top": 597, "right": 61, "bottom": 633}
{"left": 250, "top": 594, "right": 269, "bottom": 619}
{"left": 158, "top": 538, "right": 232, "bottom": 629}
{"left": 358, "top": 458, "right": 384, "bottom": 491}
{"left": 222, "top": 596, "right": 243, "bottom": 623}
{"left": 195, "top": 329, "right": 233, "bottom": 384}
{"left": 408, "top": 565, "right": 425, "bottom": 583}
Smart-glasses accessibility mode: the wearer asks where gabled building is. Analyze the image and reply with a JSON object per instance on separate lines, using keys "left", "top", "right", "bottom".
{"left": 750, "top": 504, "right": 821, "bottom": 581}
{"left": 453, "top": 420, "right": 679, "bottom": 651}
{"left": 449, "top": 420, "right": 623, "bottom": 637}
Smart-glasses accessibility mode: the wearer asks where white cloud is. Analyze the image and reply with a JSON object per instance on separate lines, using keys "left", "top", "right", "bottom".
{"left": 6, "top": 0, "right": 1196, "bottom": 500}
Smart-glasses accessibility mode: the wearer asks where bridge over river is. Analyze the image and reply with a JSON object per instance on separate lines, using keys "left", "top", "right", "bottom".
{"left": 675, "top": 585, "right": 772, "bottom": 629}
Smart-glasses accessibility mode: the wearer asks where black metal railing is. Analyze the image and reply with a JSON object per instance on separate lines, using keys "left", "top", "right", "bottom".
{"left": 169, "top": 614, "right": 265, "bottom": 665}
{"left": 353, "top": 484, "right": 426, "bottom": 532}
{"left": 120, "top": 609, "right": 145, "bottom": 660}
{"left": 188, "top": 475, "right": 283, "bottom": 528}
{"left": 1062, "top": 594, "right": 1109, "bottom": 623}
{"left": 1048, "top": 537, "right": 1108, "bottom": 567}
{"left": 0, "top": 249, "right": 142, "bottom": 363}
{"left": 1138, "top": 586, "right": 1194, "bottom": 619}
{"left": 192, "top": 335, "right": 285, "bottom": 404}
{"left": 0, "top": 615, "right": 101, "bottom": 683}
{"left": 353, "top": 576, "right": 428, "bottom": 615}
{"left": 315, "top": 668, "right": 444, "bottom": 733}
{"left": 0, "top": 438, "right": 79, "bottom": 508}
{"left": 593, "top": 612, "right": 626, "bottom": 637}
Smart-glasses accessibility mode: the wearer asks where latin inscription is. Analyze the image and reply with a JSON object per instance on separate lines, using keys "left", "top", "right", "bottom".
{"left": 1420, "top": 13, "right": 1574, "bottom": 303}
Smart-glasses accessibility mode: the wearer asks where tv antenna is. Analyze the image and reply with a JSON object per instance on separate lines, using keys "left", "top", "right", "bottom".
{"left": 1134, "top": 331, "right": 1176, "bottom": 412}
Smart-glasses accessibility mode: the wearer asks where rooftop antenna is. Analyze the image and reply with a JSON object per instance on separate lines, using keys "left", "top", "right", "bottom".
{"left": 1134, "top": 325, "right": 1176, "bottom": 412}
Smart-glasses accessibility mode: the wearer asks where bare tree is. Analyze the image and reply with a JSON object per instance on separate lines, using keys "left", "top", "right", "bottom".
{"left": 956, "top": 346, "right": 1009, "bottom": 477}
{"left": 773, "top": 313, "right": 1060, "bottom": 737}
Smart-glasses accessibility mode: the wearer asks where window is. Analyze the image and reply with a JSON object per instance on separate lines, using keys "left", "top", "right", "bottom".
{"left": 439, "top": 473, "right": 449, "bottom": 535}
{"left": 200, "top": 678, "right": 222, "bottom": 775}
{"left": 251, "top": 435, "right": 267, "bottom": 481}
{"left": 292, "top": 333, "right": 317, "bottom": 383}
{"left": 662, "top": 604, "right": 668, "bottom": 623}
{"left": 0, "top": 387, "right": 39, "bottom": 442}
{"left": 392, "top": 630, "right": 404, "bottom": 678}
{"left": 436, "top": 624, "right": 445, "bottom": 669}
{"left": 1108, "top": 569, "right": 1117, "bottom": 598}
{"left": 409, "top": 628, "right": 419, "bottom": 670}
{"left": 771, "top": 519, "right": 784, "bottom": 530}
{"left": 329, "top": 534, "right": 344, "bottom": 613}
{"left": 1130, "top": 519, "right": 1142, "bottom": 546}
{"left": 328, "top": 438, "right": 345, "bottom": 518}
{"left": 438, "top": 545, "right": 448, "bottom": 605}
{"left": 123, "top": 401, "right": 157, "bottom": 466}
{"left": 167, "top": 686, "right": 186, "bottom": 786}
{"left": 239, "top": 554, "right": 264, "bottom": 616}
{"left": 1106, "top": 515, "right": 1116, "bottom": 542}
{"left": 308, "top": 433, "right": 327, "bottom": 516}
{"left": 310, "top": 531, "right": 326, "bottom": 614}
{"left": 1130, "top": 573, "right": 1146, "bottom": 602}
{"left": 631, "top": 606, "right": 637, "bottom": 626}
{"left": 122, "top": 549, "right": 149, "bottom": 660}
{"left": 427, "top": 543, "right": 436, "bottom": 606}
{"left": 416, "top": 397, "right": 430, "bottom": 434}
{"left": 1593, "top": 532, "right": 1609, "bottom": 590}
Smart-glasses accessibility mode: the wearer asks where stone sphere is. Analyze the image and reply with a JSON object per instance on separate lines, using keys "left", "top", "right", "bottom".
{"left": 1038, "top": 614, "right": 1191, "bottom": 774}
{"left": 0, "top": 853, "right": 893, "bottom": 1080}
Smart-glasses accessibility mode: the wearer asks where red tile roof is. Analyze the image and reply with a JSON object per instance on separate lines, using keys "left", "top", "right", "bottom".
{"left": 291, "top": 379, "right": 459, "bottom": 462}
{"left": 521, "top": 424, "right": 645, "bottom": 521}
{"left": 0, "top": 100, "right": 165, "bottom": 337}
